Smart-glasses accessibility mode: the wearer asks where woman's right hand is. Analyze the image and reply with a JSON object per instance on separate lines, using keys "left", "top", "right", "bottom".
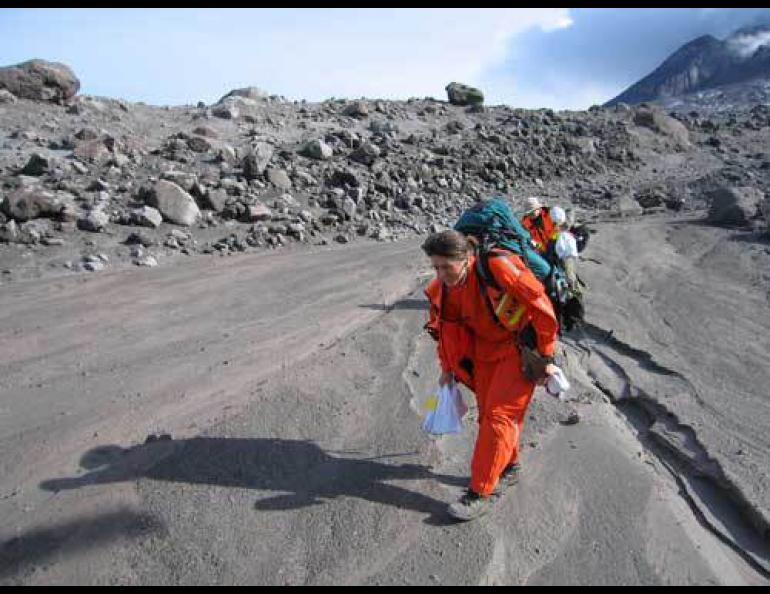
{"left": 538, "top": 363, "right": 559, "bottom": 386}
{"left": 439, "top": 371, "right": 454, "bottom": 386}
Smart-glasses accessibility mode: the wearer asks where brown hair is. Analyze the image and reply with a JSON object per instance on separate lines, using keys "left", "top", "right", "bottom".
{"left": 421, "top": 230, "right": 472, "bottom": 260}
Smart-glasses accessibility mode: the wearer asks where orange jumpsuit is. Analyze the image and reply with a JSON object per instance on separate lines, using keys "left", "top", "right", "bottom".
{"left": 521, "top": 208, "right": 557, "bottom": 255}
{"left": 425, "top": 253, "right": 558, "bottom": 496}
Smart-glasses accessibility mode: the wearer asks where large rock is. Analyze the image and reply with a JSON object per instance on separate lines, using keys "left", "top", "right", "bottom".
{"left": 131, "top": 206, "right": 163, "bottom": 228}
{"left": 615, "top": 193, "right": 644, "bottom": 216}
{"left": 20, "top": 153, "right": 50, "bottom": 176}
{"left": 0, "top": 59, "right": 80, "bottom": 104}
{"left": 160, "top": 170, "right": 198, "bottom": 192}
{"left": 2, "top": 188, "right": 62, "bottom": 222}
{"left": 707, "top": 186, "right": 763, "bottom": 226}
{"left": 566, "top": 137, "right": 597, "bottom": 156}
{"left": 328, "top": 168, "right": 360, "bottom": 188}
{"left": 266, "top": 168, "right": 292, "bottom": 190}
{"left": 0, "top": 89, "right": 17, "bottom": 104}
{"left": 77, "top": 209, "right": 110, "bottom": 233}
{"left": 633, "top": 107, "right": 690, "bottom": 147}
{"left": 301, "top": 139, "right": 333, "bottom": 160}
{"left": 245, "top": 203, "right": 272, "bottom": 222}
{"left": 343, "top": 101, "right": 369, "bottom": 118}
{"left": 242, "top": 142, "right": 274, "bottom": 180}
{"left": 73, "top": 138, "right": 112, "bottom": 164}
{"left": 217, "top": 145, "right": 238, "bottom": 165}
{"left": 342, "top": 197, "right": 357, "bottom": 220}
{"left": 445, "top": 82, "right": 484, "bottom": 106}
{"left": 75, "top": 127, "right": 99, "bottom": 141}
{"left": 192, "top": 126, "right": 218, "bottom": 138}
{"left": 370, "top": 119, "right": 398, "bottom": 134}
{"left": 187, "top": 136, "right": 212, "bottom": 153}
{"left": 217, "top": 86, "right": 269, "bottom": 103}
{"left": 349, "top": 142, "right": 381, "bottom": 166}
{"left": 148, "top": 180, "right": 201, "bottom": 226}
{"left": 0, "top": 220, "right": 20, "bottom": 243}
{"left": 212, "top": 104, "right": 238, "bottom": 120}
{"left": 203, "top": 188, "right": 228, "bottom": 213}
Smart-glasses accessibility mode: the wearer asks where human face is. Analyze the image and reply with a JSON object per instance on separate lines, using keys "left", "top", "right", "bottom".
{"left": 430, "top": 255, "right": 468, "bottom": 287}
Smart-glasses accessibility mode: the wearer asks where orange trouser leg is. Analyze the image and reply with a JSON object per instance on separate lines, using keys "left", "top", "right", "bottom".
{"left": 470, "top": 352, "right": 535, "bottom": 496}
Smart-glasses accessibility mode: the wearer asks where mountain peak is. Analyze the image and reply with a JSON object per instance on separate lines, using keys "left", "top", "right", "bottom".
{"left": 606, "top": 25, "right": 770, "bottom": 107}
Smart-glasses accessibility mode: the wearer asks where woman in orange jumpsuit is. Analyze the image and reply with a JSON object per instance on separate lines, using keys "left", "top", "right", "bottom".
{"left": 521, "top": 196, "right": 557, "bottom": 255}
{"left": 422, "top": 230, "right": 559, "bottom": 521}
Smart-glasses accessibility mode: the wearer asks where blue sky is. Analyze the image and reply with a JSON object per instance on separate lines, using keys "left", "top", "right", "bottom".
{"left": 1, "top": 8, "right": 769, "bottom": 109}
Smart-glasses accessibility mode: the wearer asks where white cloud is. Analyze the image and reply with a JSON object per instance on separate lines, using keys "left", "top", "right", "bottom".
{"left": 728, "top": 30, "right": 770, "bottom": 58}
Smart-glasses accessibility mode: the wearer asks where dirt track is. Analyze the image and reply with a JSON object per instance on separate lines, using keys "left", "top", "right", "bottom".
{"left": 1, "top": 216, "right": 769, "bottom": 585}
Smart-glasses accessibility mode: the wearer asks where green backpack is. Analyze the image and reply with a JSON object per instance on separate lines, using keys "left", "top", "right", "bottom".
{"left": 454, "top": 197, "right": 552, "bottom": 281}
{"left": 454, "top": 197, "right": 584, "bottom": 335}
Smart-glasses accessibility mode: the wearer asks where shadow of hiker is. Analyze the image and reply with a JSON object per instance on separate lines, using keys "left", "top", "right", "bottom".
{"left": 40, "top": 437, "right": 466, "bottom": 526}
{"left": 0, "top": 510, "right": 163, "bottom": 579}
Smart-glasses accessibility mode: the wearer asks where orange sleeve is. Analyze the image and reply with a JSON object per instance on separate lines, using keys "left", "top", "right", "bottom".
{"left": 487, "top": 255, "right": 559, "bottom": 357}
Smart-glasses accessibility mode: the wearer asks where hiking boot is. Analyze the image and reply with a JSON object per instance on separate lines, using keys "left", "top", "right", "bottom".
{"left": 494, "top": 462, "right": 521, "bottom": 495}
{"left": 447, "top": 489, "right": 497, "bottom": 522}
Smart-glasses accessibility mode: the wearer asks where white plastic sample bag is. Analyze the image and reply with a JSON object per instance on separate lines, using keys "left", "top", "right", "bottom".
{"left": 555, "top": 231, "right": 579, "bottom": 260}
{"left": 545, "top": 365, "right": 571, "bottom": 400}
{"left": 421, "top": 382, "right": 467, "bottom": 435}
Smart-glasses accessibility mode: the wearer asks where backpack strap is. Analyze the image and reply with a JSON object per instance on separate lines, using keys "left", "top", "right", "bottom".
{"left": 474, "top": 255, "right": 506, "bottom": 331}
{"left": 475, "top": 247, "right": 528, "bottom": 332}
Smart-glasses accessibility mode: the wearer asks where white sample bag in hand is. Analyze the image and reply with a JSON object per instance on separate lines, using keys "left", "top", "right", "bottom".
{"left": 545, "top": 365, "right": 571, "bottom": 400}
{"left": 421, "top": 382, "right": 467, "bottom": 435}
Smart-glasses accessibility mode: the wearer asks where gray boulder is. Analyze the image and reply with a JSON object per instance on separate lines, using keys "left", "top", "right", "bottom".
{"left": 566, "top": 137, "right": 597, "bottom": 156}
{"left": 77, "top": 209, "right": 110, "bottom": 232}
{"left": 212, "top": 104, "right": 238, "bottom": 120}
{"left": 0, "top": 89, "right": 17, "bottom": 104}
{"left": 161, "top": 170, "right": 198, "bottom": 192}
{"left": 20, "top": 153, "right": 50, "bottom": 176}
{"left": 192, "top": 126, "right": 218, "bottom": 138}
{"left": 0, "top": 59, "right": 80, "bottom": 104}
{"left": 217, "top": 87, "right": 268, "bottom": 103}
{"left": 132, "top": 206, "right": 163, "bottom": 228}
{"left": 245, "top": 203, "right": 272, "bottom": 222}
{"left": 616, "top": 193, "right": 644, "bottom": 216}
{"left": 301, "top": 139, "right": 333, "bottom": 160}
{"left": 707, "top": 186, "right": 763, "bottom": 226}
{"left": 148, "top": 180, "right": 201, "bottom": 226}
{"left": 369, "top": 120, "right": 399, "bottom": 134}
{"left": 350, "top": 142, "right": 381, "bottom": 166}
{"left": 75, "top": 127, "right": 99, "bottom": 141}
{"left": 342, "top": 197, "right": 357, "bottom": 219}
{"left": 203, "top": 189, "right": 228, "bottom": 213}
{"left": 242, "top": 142, "right": 274, "bottom": 180}
{"left": 0, "top": 220, "right": 20, "bottom": 243}
{"left": 445, "top": 82, "right": 484, "bottom": 106}
{"left": 266, "top": 168, "right": 292, "bottom": 190}
{"left": 633, "top": 107, "right": 690, "bottom": 147}
{"left": 343, "top": 101, "right": 369, "bottom": 118}
{"left": 73, "top": 138, "right": 112, "bottom": 164}
{"left": 187, "top": 136, "right": 212, "bottom": 153}
{"left": 2, "top": 188, "right": 61, "bottom": 222}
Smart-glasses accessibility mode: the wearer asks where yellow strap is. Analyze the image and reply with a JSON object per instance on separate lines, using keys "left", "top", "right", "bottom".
{"left": 494, "top": 292, "right": 526, "bottom": 329}
{"left": 505, "top": 304, "right": 526, "bottom": 329}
